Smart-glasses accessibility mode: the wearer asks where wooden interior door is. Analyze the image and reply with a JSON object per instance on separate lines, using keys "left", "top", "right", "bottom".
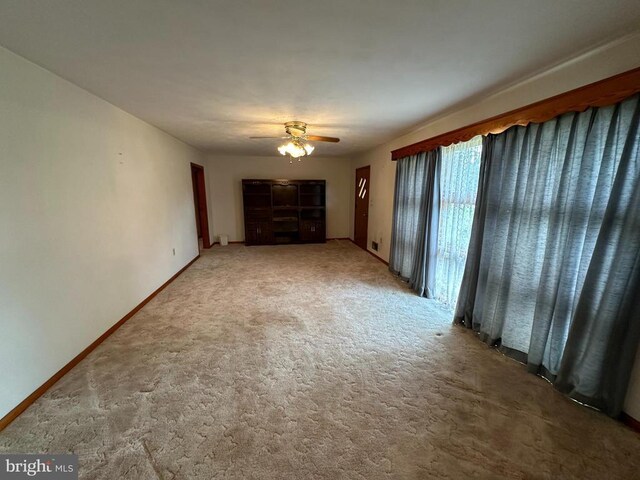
{"left": 190, "top": 163, "right": 211, "bottom": 249}
{"left": 354, "top": 166, "right": 370, "bottom": 250}
{"left": 191, "top": 169, "right": 202, "bottom": 238}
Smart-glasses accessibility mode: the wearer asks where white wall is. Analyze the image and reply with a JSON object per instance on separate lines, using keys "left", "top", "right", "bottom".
{"left": 0, "top": 46, "right": 204, "bottom": 419}
{"left": 348, "top": 31, "right": 640, "bottom": 419}
{"left": 204, "top": 154, "right": 351, "bottom": 242}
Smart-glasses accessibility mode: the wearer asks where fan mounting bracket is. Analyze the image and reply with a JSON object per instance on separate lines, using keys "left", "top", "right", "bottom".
{"left": 284, "top": 121, "right": 307, "bottom": 138}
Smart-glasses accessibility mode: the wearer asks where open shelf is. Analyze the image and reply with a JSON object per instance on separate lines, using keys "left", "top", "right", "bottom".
{"left": 272, "top": 184, "right": 298, "bottom": 207}
{"left": 243, "top": 183, "right": 271, "bottom": 195}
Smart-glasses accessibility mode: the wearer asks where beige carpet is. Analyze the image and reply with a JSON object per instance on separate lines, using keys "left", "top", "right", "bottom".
{"left": 1, "top": 241, "right": 639, "bottom": 479}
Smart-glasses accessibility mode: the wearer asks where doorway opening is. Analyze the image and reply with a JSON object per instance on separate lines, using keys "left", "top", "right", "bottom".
{"left": 191, "top": 163, "right": 211, "bottom": 250}
{"left": 354, "top": 165, "right": 370, "bottom": 250}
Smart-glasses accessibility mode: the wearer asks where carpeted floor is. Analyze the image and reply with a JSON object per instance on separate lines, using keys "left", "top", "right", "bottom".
{"left": 1, "top": 241, "right": 639, "bottom": 479}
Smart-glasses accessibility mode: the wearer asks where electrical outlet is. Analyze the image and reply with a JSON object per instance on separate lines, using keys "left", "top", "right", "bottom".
{"left": 172, "top": 248, "right": 176, "bottom": 256}
{"left": 372, "top": 241, "right": 379, "bottom": 251}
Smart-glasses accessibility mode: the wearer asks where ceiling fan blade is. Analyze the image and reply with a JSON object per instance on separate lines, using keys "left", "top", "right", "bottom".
{"left": 249, "top": 136, "right": 287, "bottom": 139}
{"left": 306, "top": 135, "right": 340, "bottom": 143}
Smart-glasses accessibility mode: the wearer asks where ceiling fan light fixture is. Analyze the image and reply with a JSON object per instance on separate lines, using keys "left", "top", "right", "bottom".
{"left": 259, "top": 121, "right": 338, "bottom": 160}
{"left": 278, "top": 139, "right": 310, "bottom": 158}
{"left": 291, "top": 143, "right": 306, "bottom": 158}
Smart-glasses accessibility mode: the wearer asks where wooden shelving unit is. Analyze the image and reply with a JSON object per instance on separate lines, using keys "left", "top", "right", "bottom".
{"left": 242, "top": 179, "right": 326, "bottom": 245}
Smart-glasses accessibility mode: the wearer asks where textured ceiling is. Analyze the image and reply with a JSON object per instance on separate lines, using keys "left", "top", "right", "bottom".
{"left": 0, "top": 0, "right": 639, "bottom": 156}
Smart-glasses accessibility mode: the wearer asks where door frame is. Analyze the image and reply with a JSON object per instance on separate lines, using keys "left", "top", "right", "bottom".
{"left": 190, "top": 163, "right": 211, "bottom": 249}
{"left": 354, "top": 165, "right": 370, "bottom": 251}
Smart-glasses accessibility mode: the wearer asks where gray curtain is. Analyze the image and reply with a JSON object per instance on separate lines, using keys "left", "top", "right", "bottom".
{"left": 389, "top": 149, "right": 441, "bottom": 298}
{"left": 454, "top": 93, "right": 640, "bottom": 416}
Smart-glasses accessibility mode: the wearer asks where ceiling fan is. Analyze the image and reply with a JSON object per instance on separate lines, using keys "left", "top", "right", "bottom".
{"left": 250, "top": 121, "right": 340, "bottom": 160}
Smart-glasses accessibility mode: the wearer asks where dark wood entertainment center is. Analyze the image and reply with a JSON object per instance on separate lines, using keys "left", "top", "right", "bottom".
{"left": 242, "top": 179, "right": 326, "bottom": 245}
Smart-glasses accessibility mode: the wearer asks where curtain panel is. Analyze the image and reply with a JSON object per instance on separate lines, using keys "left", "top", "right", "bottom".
{"left": 435, "top": 137, "right": 482, "bottom": 307}
{"left": 389, "top": 150, "right": 441, "bottom": 298}
{"left": 455, "top": 93, "right": 640, "bottom": 416}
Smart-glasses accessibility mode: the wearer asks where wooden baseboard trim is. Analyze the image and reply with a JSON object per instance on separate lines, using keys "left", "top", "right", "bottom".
{"left": 327, "top": 237, "right": 351, "bottom": 241}
{"left": 0, "top": 254, "right": 200, "bottom": 432}
{"left": 348, "top": 239, "right": 389, "bottom": 266}
{"left": 621, "top": 412, "right": 640, "bottom": 434}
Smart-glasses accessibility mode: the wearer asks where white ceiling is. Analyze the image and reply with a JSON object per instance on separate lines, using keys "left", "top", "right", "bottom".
{"left": 1, "top": 1, "right": 639, "bottom": 156}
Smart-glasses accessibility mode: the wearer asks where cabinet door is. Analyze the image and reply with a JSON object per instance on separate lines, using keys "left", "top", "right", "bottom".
{"left": 244, "top": 207, "right": 273, "bottom": 245}
{"left": 299, "top": 220, "right": 313, "bottom": 242}
{"left": 256, "top": 221, "right": 274, "bottom": 244}
{"left": 300, "top": 220, "right": 324, "bottom": 243}
{"left": 313, "top": 220, "right": 326, "bottom": 242}
{"left": 245, "top": 221, "right": 260, "bottom": 245}
{"left": 245, "top": 221, "right": 273, "bottom": 245}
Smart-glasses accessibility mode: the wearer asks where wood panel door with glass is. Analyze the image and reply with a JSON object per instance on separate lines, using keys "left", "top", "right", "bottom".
{"left": 354, "top": 166, "right": 370, "bottom": 250}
